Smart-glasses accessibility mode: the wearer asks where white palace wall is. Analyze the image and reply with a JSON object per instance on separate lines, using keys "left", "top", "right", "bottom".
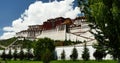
{"left": 37, "top": 29, "right": 66, "bottom": 41}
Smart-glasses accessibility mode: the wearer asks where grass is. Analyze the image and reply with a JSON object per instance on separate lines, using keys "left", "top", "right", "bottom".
{"left": 0, "top": 60, "right": 42, "bottom": 63}
{"left": 0, "top": 60, "right": 117, "bottom": 63}
{"left": 51, "top": 60, "right": 117, "bottom": 63}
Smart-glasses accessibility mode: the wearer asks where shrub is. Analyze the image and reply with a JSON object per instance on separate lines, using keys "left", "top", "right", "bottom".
{"left": 92, "top": 42, "right": 107, "bottom": 61}
{"left": 1, "top": 50, "right": 6, "bottom": 60}
{"left": 13, "top": 48, "right": 18, "bottom": 60}
{"left": 25, "top": 48, "right": 34, "bottom": 60}
{"left": 7, "top": 49, "right": 13, "bottom": 60}
{"left": 19, "top": 48, "right": 25, "bottom": 60}
{"left": 82, "top": 41, "right": 90, "bottom": 61}
{"left": 41, "top": 49, "right": 52, "bottom": 63}
{"left": 61, "top": 49, "right": 65, "bottom": 60}
{"left": 93, "top": 50, "right": 106, "bottom": 61}
{"left": 82, "top": 47, "right": 90, "bottom": 61}
{"left": 70, "top": 47, "right": 78, "bottom": 61}
{"left": 64, "top": 40, "right": 72, "bottom": 46}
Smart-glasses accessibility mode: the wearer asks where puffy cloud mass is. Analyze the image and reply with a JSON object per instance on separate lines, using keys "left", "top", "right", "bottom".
{"left": 0, "top": 0, "right": 81, "bottom": 39}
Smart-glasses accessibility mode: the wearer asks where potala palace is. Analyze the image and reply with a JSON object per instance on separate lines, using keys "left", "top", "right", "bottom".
{"left": 14, "top": 16, "right": 100, "bottom": 60}
{"left": 16, "top": 16, "right": 95, "bottom": 45}
{"left": 7, "top": 17, "right": 112, "bottom": 60}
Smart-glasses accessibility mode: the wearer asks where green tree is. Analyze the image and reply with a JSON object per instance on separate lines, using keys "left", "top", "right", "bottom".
{"left": 7, "top": 49, "right": 13, "bottom": 60}
{"left": 25, "top": 48, "right": 34, "bottom": 60}
{"left": 64, "top": 39, "right": 72, "bottom": 46}
{"left": 82, "top": 41, "right": 89, "bottom": 61}
{"left": 78, "top": 0, "right": 120, "bottom": 62}
{"left": 34, "top": 38, "right": 55, "bottom": 63}
{"left": 23, "top": 39, "right": 33, "bottom": 48}
{"left": 93, "top": 50, "right": 106, "bottom": 61}
{"left": 1, "top": 50, "right": 6, "bottom": 60}
{"left": 93, "top": 43, "right": 106, "bottom": 61}
{"left": 109, "top": 49, "right": 118, "bottom": 60}
{"left": 70, "top": 47, "right": 78, "bottom": 61}
{"left": 19, "top": 48, "right": 25, "bottom": 60}
{"left": 61, "top": 49, "right": 65, "bottom": 60}
{"left": 42, "top": 48, "right": 52, "bottom": 63}
{"left": 13, "top": 48, "right": 18, "bottom": 60}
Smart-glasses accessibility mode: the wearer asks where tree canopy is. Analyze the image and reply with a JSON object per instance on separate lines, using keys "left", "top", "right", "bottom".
{"left": 78, "top": 0, "right": 120, "bottom": 62}
{"left": 34, "top": 38, "right": 55, "bottom": 63}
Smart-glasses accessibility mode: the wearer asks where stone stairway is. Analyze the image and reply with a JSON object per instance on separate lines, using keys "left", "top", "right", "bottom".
{"left": 5, "top": 39, "right": 18, "bottom": 49}
{"left": 0, "top": 44, "right": 6, "bottom": 49}
{"left": 67, "top": 28, "right": 95, "bottom": 45}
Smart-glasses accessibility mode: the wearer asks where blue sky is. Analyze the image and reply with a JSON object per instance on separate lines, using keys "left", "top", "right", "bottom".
{"left": 0, "top": 0, "right": 78, "bottom": 39}
{"left": 0, "top": 0, "right": 36, "bottom": 36}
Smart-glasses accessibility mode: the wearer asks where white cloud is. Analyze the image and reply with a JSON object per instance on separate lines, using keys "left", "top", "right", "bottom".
{"left": 0, "top": 0, "right": 81, "bottom": 39}
{"left": 0, "top": 32, "right": 15, "bottom": 40}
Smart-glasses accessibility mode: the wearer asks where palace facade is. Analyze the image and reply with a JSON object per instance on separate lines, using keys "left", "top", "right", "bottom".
{"left": 16, "top": 16, "right": 95, "bottom": 43}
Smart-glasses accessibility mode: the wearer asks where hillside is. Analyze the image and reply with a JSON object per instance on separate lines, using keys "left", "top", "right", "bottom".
{"left": 0, "top": 37, "right": 83, "bottom": 50}
{"left": 0, "top": 37, "right": 17, "bottom": 46}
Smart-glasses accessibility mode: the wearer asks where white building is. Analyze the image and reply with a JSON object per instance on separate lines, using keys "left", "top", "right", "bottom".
{"left": 37, "top": 17, "right": 95, "bottom": 44}
{"left": 16, "top": 25, "right": 42, "bottom": 40}
{"left": 16, "top": 17, "right": 95, "bottom": 44}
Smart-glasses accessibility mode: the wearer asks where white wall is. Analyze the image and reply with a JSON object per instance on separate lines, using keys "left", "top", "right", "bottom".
{"left": 37, "top": 29, "right": 94, "bottom": 42}
{"left": 37, "top": 29, "right": 66, "bottom": 41}
{"left": 56, "top": 46, "right": 112, "bottom": 60}
{"left": 0, "top": 46, "right": 112, "bottom": 60}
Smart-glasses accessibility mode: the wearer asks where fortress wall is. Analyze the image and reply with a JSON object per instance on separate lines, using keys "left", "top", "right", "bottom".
{"left": 37, "top": 29, "right": 89, "bottom": 41}
{"left": 16, "top": 33, "right": 28, "bottom": 38}
{"left": 37, "top": 27, "right": 94, "bottom": 42}
{"left": 37, "top": 29, "right": 66, "bottom": 40}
